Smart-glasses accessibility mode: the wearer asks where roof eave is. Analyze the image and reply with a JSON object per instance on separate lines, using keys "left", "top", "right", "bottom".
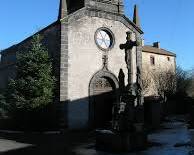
{"left": 1, "top": 20, "right": 60, "bottom": 54}
{"left": 142, "top": 50, "right": 176, "bottom": 57}
{"left": 122, "top": 15, "right": 144, "bottom": 34}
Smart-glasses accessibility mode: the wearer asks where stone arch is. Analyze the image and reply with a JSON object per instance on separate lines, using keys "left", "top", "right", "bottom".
{"left": 89, "top": 70, "right": 119, "bottom": 95}
{"left": 88, "top": 70, "right": 119, "bottom": 128}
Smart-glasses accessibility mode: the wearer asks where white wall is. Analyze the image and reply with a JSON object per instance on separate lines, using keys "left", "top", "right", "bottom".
{"left": 67, "top": 16, "right": 138, "bottom": 128}
{"left": 142, "top": 51, "right": 176, "bottom": 96}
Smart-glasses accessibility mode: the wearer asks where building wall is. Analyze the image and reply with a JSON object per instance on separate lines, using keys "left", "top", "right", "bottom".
{"left": 142, "top": 51, "right": 176, "bottom": 96}
{"left": 142, "top": 52, "right": 176, "bottom": 71}
{"left": 66, "top": 14, "right": 140, "bottom": 129}
{"left": 0, "top": 23, "right": 60, "bottom": 93}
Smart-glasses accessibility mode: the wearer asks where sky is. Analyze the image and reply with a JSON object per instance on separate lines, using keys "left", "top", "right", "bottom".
{"left": 0, "top": 0, "right": 193, "bottom": 70}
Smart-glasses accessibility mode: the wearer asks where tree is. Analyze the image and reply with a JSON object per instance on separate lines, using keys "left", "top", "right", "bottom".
{"left": 6, "top": 35, "right": 55, "bottom": 113}
{"left": 142, "top": 70, "right": 152, "bottom": 96}
{"left": 0, "top": 93, "right": 7, "bottom": 118}
{"left": 176, "top": 66, "right": 192, "bottom": 95}
{"left": 152, "top": 69, "right": 176, "bottom": 99}
{"left": 190, "top": 73, "right": 194, "bottom": 97}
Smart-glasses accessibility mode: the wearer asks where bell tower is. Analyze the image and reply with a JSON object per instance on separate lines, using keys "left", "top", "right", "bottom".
{"left": 85, "top": 0, "right": 124, "bottom": 14}
{"left": 58, "top": 0, "right": 85, "bottom": 16}
{"left": 58, "top": 0, "right": 124, "bottom": 16}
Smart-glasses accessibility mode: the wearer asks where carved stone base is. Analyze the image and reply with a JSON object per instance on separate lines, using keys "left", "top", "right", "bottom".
{"left": 135, "top": 105, "right": 145, "bottom": 123}
{"left": 133, "top": 123, "right": 148, "bottom": 150}
{"left": 96, "top": 129, "right": 147, "bottom": 152}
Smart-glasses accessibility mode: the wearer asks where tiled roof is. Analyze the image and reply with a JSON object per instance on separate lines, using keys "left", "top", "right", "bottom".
{"left": 143, "top": 45, "right": 176, "bottom": 57}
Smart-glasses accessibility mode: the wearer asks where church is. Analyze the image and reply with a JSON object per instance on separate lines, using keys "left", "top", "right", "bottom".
{"left": 0, "top": 0, "right": 175, "bottom": 129}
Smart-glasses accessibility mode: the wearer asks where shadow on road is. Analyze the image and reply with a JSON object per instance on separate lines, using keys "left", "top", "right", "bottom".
{"left": 0, "top": 130, "right": 93, "bottom": 155}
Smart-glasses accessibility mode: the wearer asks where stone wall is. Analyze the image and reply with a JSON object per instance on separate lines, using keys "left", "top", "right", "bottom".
{"left": 85, "top": 0, "right": 124, "bottom": 15}
{"left": 66, "top": 12, "right": 142, "bottom": 128}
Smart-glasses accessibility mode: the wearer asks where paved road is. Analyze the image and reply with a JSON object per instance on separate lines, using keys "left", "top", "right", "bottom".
{"left": 0, "top": 139, "right": 32, "bottom": 153}
{"left": 0, "top": 131, "right": 89, "bottom": 155}
{"left": 74, "top": 116, "right": 194, "bottom": 155}
{"left": 0, "top": 116, "right": 193, "bottom": 155}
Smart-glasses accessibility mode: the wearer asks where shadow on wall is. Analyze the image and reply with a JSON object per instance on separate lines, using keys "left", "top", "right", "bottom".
{"left": 0, "top": 91, "right": 147, "bottom": 155}
{"left": 64, "top": 90, "right": 119, "bottom": 130}
{"left": 0, "top": 88, "right": 147, "bottom": 131}
{"left": 0, "top": 89, "right": 120, "bottom": 131}
{"left": 0, "top": 104, "right": 60, "bottom": 131}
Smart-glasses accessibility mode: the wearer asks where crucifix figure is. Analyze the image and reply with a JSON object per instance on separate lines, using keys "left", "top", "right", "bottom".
{"left": 102, "top": 54, "right": 108, "bottom": 70}
{"left": 120, "top": 31, "right": 140, "bottom": 87}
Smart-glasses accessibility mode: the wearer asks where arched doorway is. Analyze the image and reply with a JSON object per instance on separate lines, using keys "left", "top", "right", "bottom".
{"left": 89, "top": 71, "right": 119, "bottom": 128}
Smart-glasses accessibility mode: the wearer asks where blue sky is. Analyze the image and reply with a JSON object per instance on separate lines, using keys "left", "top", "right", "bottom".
{"left": 0, "top": 0, "right": 193, "bottom": 70}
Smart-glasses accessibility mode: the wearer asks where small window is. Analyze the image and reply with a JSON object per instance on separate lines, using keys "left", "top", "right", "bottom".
{"left": 167, "top": 57, "right": 170, "bottom": 61}
{"left": 150, "top": 56, "right": 155, "bottom": 66}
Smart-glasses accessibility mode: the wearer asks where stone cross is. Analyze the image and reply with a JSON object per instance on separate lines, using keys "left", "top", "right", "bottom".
{"left": 120, "top": 31, "right": 139, "bottom": 86}
{"left": 102, "top": 54, "right": 108, "bottom": 69}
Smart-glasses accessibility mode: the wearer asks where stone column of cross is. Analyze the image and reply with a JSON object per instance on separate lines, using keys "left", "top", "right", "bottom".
{"left": 119, "top": 31, "right": 139, "bottom": 88}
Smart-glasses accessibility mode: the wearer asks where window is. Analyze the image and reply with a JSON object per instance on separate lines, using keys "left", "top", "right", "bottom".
{"left": 167, "top": 57, "right": 170, "bottom": 61}
{"left": 150, "top": 56, "right": 155, "bottom": 66}
{"left": 95, "top": 28, "right": 115, "bottom": 51}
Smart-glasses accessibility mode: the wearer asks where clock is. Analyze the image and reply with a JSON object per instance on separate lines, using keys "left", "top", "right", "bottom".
{"left": 95, "top": 28, "right": 114, "bottom": 51}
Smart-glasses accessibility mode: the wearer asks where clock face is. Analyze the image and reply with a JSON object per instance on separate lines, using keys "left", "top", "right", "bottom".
{"left": 95, "top": 28, "right": 114, "bottom": 51}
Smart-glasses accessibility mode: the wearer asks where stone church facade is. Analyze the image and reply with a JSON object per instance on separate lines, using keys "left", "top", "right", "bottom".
{"left": 0, "top": 0, "right": 175, "bottom": 129}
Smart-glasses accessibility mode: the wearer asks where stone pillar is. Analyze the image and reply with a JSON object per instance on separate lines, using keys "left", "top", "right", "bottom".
{"left": 59, "top": 2, "right": 69, "bottom": 128}
{"left": 120, "top": 31, "right": 139, "bottom": 94}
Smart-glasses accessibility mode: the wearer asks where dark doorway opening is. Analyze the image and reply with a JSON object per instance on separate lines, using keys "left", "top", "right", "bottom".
{"left": 91, "top": 77, "right": 117, "bottom": 128}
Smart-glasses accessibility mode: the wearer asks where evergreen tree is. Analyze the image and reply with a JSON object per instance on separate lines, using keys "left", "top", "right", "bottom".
{"left": 0, "top": 93, "right": 7, "bottom": 118}
{"left": 7, "top": 35, "right": 55, "bottom": 113}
